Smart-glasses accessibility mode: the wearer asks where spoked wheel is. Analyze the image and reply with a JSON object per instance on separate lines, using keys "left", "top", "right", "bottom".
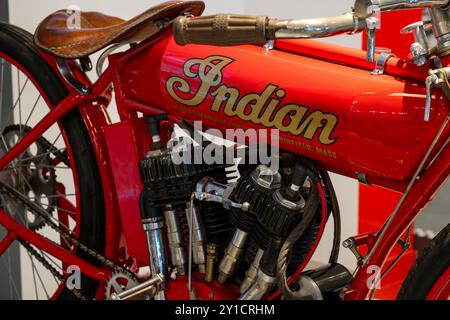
{"left": 398, "top": 224, "right": 450, "bottom": 300}
{"left": 0, "top": 23, "right": 106, "bottom": 299}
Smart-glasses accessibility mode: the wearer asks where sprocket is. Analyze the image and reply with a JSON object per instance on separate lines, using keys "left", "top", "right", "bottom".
{"left": 0, "top": 125, "right": 57, "bottom": 231}
{"left": 105, "top": 272, "right": 140, "bottom": 300}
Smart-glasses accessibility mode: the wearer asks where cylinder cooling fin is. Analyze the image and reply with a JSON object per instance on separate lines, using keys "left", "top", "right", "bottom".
{"left": 137, "top": 128, "right": 334, "bottom": 300}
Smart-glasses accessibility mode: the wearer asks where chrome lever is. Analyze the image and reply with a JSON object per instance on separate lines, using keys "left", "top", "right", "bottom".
{"left": 364, "top": 4, "right": 381, "bottom": 63}
{"left": 424, "top": 68, "right": 450, "bottom": 121}
{"left": 425, "top": 75, "right": 435, "bottom": 121}
{"left": 365, "top": 17, "right": 379, "bottom": 62}
{"left": 195, "top": 191, "right": 250, "bottom": 212}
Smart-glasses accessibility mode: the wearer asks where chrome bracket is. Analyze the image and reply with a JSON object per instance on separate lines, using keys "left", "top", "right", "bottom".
{"left": 96, "top": 44, "right": 125, "bottom": 77}
{"left": 400, "top": 20, "right": 435, "bottom": 66}
{"left": 424, "top": 67, "right": 450, "bottom": 121}
{"left": 364, "top": 4, "right": 381, "bottom": 63}
{"left": 56, "top": 58, "right": 89, "bottom": 95}
{"left": 195, "top": 177, "right": 250, "bottom": 211}
{"left": 343, "top": 238, "right": 363, "bottom": 265}
{"left": 262, "top": 40, "right": 275, "bottom": 52}
{"left": 110, "top": 274, "right": 164, "bottom": 300}
{"left": 356, "top": 172, "right": 370, "bottom": 185}
{"left": 195, "top": 191, "right": 250, "bottom": 212}
{"left": 371, "top": 52, "right": 396, "bottom": 75}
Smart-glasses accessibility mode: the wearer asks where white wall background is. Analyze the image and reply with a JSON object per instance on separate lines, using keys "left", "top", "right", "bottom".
{"left": 8, "top": 0, "right": 360, "bottom": 297}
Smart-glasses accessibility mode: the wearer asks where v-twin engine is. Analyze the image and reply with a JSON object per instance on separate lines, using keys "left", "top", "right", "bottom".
{"left": 137, "top": 134, "right": 349, "bottom": 300}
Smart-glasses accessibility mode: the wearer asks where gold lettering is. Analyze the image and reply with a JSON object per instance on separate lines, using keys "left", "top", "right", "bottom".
{"left": 235, "top": 85, "right": 278, "bottom": 122}
{"left": 166, "top": 56, "right": 234, "bottom": 106}
{"left": 274, "top": 104, "right": 309, "bottom": 134}
{"left": 211, "top": 85, "right": 240, "bottom": 115}
{"left": 165, "top": 56, "right": 339, "bottom": 145}
{"left": 296, "top": 111, "right": 338, "bottom": 145}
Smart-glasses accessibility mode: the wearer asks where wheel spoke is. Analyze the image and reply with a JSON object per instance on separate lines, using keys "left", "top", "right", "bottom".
{"left": 34, "top": 247, "right": 63, "bottom": 287}
{"left": 28, "top": 193, "right": 76, "bottom": 200}
{"left": 56, "top": 206, "right": 77, "bottom": 220}
{"left": 11, "top": 78, "right": 28, "bottom": 111}
{"left": 39, "top": 249, "right": 64, "bottom": 273}
{"left": 4, "top": 175, "right": 75, "bottom": 247}
{"left": 0, "top": 179, "right": 71, "bottom": 295}
{"left": 24, "top": 95, "right": 41, "bottom": 127}
{"left": 12, "top": 174, "right": 74, "bottom": 248}
{"left": 5, "top": 162, "right": 70, "bottom": 171}
{"left": 0, "top": 54, "right": 88, "bottom": 300}
{"left": 26, "top": 250, "right": 50, "bottom": 299}
{"left": 28, "top": 251, "right": 41, "bottom": 299}
{"left": 22, "top": 164, "right": 70, "bottom": 170}
{"left": 19, "top": 147, "right": 66, "bottom": 162}
{"left": 51, "top": 132, "right": 61, "bottom": 147}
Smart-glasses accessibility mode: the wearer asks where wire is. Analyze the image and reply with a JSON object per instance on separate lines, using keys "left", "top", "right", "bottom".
{"left": 266, "top": 181, "right": 327, "bottom": 300}
{"left": 321, "top": 170, "right": 341, "bottom": 264}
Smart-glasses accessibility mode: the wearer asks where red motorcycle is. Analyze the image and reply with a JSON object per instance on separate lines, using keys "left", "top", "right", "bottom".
{"left": 0, "top": 0, "right": 449, "bottom": 300}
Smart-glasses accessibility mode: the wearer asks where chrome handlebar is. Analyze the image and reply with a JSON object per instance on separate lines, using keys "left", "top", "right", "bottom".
{"left": 273, "top": 0, "right": 450, "bottom": 61}
{"left": 354, "top": 0, "right": 448, "bottom": 18}
{"left": 273, "top": 12, "right": 363, "bottom": 39}
{"left": 174, "top": 0, "right": 450, "bottom": 60}
{"left": 273, "top": 0, "right": 450, "bottom": 40}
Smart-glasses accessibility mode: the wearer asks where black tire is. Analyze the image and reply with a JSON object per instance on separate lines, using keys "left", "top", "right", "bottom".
{"left": 0, "top": 23, "right": 105, "bottom": 299}
{"left": 398, "top": 223, "right": 450, "bottom": 300}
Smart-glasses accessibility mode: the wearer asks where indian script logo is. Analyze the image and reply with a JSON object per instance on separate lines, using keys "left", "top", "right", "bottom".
{"left": 165, "top": 55, "right": 338, "bottom": 145}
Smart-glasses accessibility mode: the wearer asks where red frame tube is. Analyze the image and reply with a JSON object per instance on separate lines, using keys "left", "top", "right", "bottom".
{"left": 0, "top": 208, "right": 106, "bottom": 282}
{"left": 346, "top": 140, "right": 450, "bottom": 299}
{"left": 0, "top": 92, "right": 95, "bottom": 170}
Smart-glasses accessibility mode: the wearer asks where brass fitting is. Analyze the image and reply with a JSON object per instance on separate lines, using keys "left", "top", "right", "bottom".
{"left": 205, "top": 243, "right": 217, "bottom": 283}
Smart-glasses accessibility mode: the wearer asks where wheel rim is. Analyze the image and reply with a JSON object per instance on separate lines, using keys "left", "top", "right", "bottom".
{"left": 426, "top": 266, "right": 450, "bottom": 300}
{"left": 0, "top": 51, "right": 82, "bottom": 300}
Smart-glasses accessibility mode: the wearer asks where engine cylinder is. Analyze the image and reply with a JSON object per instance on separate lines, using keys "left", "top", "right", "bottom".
{"left": 164, "top": 205, "right": 187, "bottom": 275}
{"left": 240, "top": 248, "right": 264, "bottom": 294}
{"left": 218, "top": 165, "right": 281, "bottom": 283}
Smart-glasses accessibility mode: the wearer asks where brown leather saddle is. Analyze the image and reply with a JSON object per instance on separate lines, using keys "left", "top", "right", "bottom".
{"left": 34, "top": 1, "right": 205, "bottom": 59}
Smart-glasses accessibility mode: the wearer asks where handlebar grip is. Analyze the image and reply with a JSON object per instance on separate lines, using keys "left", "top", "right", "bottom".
{"left": 173, "top": 14, "right": 278, "bottom": 46}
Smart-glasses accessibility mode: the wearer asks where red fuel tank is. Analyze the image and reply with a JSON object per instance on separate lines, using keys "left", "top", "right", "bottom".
{"left": 114, "top": 33, "right": 449, "bottom": 187}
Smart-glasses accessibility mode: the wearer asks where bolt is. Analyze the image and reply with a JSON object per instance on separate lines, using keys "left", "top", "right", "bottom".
{"left": 343, "top": 239, "right": 354, "bottom": 249}
{"left": 241, "top": 202, "right": 250, "bottom": 212}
